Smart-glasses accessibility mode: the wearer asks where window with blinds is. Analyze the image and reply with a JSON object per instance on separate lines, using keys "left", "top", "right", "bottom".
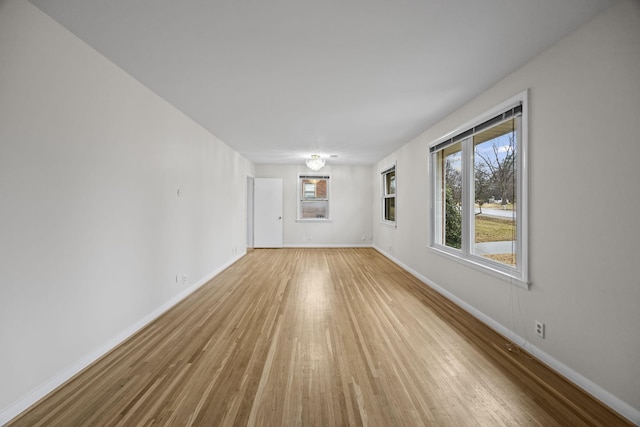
{"left": 429, "top": 91, "right": 529, "bottom": 286}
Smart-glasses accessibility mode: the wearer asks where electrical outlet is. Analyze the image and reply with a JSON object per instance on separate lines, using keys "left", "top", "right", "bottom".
{"left": 535, "top": 320, "right": 545, "bottom": 338}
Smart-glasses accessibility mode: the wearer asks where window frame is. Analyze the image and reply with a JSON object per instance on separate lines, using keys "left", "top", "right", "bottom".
{"left": 428, "top": 91, "right": 529, "bottom": 287}
{"left": 297, "top": 174, "right": 331, "bottom": 222}
{"left": 381, "top": 163, "right": 397, "bottom": 226}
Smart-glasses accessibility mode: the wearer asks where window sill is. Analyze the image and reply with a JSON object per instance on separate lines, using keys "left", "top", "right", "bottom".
{"left": 427, "top": 245, "right": 529, "bottom": 289}
{"left": 380, "top": 220, "right": 397, "bottom": 229}
{"left": 296, "top": 218, "right": 332, "bottom": 223}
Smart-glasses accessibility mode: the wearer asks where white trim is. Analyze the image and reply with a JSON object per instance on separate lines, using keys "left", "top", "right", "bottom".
{"left": 380, "top": 221, "right": 397, "bottom": 228}
{"left": 0, "top": 251, "right": 247, "bottom": 426}
{"left": 284, "top": 243, "right": 373, "bottom": 248}
{"left": 428, "top": 245, "right": 529, "bottom": 289}
{"left": 518, "top": 91, "right": 529, "bottom": 284}
{"left": 373, "top": 245, "right": 640, "bottom": 426}
{"left": 429, "top": 91, "right": 527, "bottom": 150}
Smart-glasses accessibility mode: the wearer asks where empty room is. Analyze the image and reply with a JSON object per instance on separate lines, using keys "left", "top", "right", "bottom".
{"left": 1, "top": 0, "right": 639, "bottom": 425}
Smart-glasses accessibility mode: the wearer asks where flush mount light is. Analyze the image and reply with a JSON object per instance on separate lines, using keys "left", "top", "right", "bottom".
{"left": 305, "top": 154, "right": 325, "bottom": 171}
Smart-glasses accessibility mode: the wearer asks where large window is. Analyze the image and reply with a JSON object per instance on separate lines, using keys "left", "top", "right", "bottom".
{"left": 381, "top": 164, "right": 396, "bottom": 225}
{"left": 430, "top": 91, "right": 528, "bottom": 285}
{"left": 298, "top": 175, "right": 330, "bottom": 220}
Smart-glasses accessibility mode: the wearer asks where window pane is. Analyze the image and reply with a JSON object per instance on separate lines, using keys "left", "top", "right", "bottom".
{"left": 301, "top": 201, "right": 328, "bottom": 219}
{"left": 303, "top": 183, "right": 316, "bottom": 198}
{"left": 385, "top": 171, "right": 396, "bottom": 195}
{"left": 384, "top": 198, "right": 395, "bottom": 222}
{"left": 473, "top": 119, "right": 517, "bottom": 266}
{"left": 301, "top": 178, "right": 327, "bottom": 200}
{"left": 435, "top": 143, "right": 462, "bottom": 249}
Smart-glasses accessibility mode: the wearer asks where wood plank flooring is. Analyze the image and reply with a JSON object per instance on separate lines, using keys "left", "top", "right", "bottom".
{"left": 8, "top": 248, "right": 632, "bottom": 426}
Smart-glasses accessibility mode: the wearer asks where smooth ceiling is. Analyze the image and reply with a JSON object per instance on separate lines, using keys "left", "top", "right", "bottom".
{"left": 28, "top": 0, "right": 617, "bottom": 165}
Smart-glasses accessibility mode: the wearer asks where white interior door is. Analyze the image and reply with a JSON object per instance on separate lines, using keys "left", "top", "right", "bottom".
{"left": 246, "top": 176, "right": 254, "bottom": 248}
{"left": 254, "top": 178, "right": 283, "bottom": 248}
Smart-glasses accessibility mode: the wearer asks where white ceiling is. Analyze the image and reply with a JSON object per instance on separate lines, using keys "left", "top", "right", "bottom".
{"left": 29, "top": 0, "right": 616, "bottom": 166}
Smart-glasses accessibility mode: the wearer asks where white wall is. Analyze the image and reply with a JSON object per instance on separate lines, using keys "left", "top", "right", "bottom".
{"left": 255, "top": 165, "right": 373, "bottom": 247}
{"left": 0, "top": 0, "right": 254, "bottom": 420}
{"left": 2, "top": 0, "right": 637, "bottom": 422}
{"left": 373, "top": 0, "right": 640, "bottom": 422}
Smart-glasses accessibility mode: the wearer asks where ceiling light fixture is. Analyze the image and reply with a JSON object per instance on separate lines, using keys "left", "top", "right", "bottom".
{"left": 305, "top": 154, "right": 325, "bottom": 171}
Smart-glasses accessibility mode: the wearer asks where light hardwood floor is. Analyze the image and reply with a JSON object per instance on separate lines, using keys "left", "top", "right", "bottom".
{"left": 9, "top": 248, "right": 632, "bottom": 426}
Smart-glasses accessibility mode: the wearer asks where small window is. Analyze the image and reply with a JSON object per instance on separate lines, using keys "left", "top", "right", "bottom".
{"left": 298, "top": 175, "right": 330, "bottom": 220}
{"left": 381, "top": 165, "right": 396, "bottom": 225}
{"left": 430, "top": 91, "right": 528, "bottom": 285}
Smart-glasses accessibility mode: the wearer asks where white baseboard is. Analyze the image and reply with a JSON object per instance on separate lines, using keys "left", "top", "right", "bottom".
{"left": 0, "top": 252, "right": 246, "bottom": 426}
{"left": 284, "top": 243, "right": 373, "bottom": 248}
{"left": 372, "top": 245, "right": 639, "bottom": 425}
